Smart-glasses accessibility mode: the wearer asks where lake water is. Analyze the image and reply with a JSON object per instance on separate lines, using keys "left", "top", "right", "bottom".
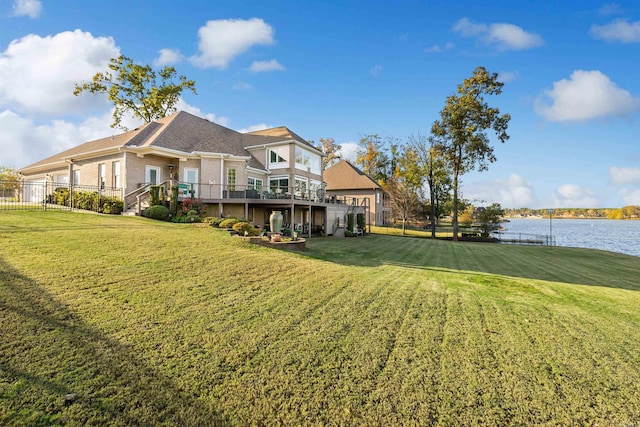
{"left": 498, "top": 218, "right": 640, "bottom": 258}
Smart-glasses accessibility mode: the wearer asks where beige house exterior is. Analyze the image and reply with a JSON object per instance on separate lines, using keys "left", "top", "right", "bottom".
{"left": 19, "top": 111, "right": 334, "bottom": 235}
{"left": 323, "top": 160, "right": 390, "bottom": 226}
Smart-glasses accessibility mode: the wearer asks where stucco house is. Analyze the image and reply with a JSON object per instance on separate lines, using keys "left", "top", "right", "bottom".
{"left": 19, "top": 111, "right": 346, "bottom": 235}
{"left": 324, "top": 160, "right": 390, "bottom": 227}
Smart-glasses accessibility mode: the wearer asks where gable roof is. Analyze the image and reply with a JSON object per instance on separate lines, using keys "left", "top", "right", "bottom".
{"left": 324, "top": 160, "right": 383, "bottom": 191}
{"left": 19, "top": 111, "right": 313, "bottom": 173}
{"left": 247, "top": 126, "right": 320, "bottom": 152}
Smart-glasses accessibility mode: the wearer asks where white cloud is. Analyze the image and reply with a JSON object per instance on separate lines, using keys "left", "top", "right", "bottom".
{"left": 11, "top": 0, "right": 41, "bottom": 18}
{"left": 498, "top": 71, "right": 517, "bottom": 83}
{"left": 232, "top": 82, "right": 253, "bottom": 91}
{"left": 153, "top": 48, "right": 182, "bottom": 67}
{"left": 237, "top": 123, "right": 270, "bottom": 133}
{"left": 609, "top": 166, "right": 640, "bottom": 185}
{"left": 552, "top": 184, "right": 599, "bottom": 208}
{"left": 369, "top": 64, "right": 383, "bottom": 77}
{"left": 1, "top": 109, "right": 121, "bottom": 168}
{"left": 190, "top": 18, "right": 275, "bottom": 69}
{"left": 464, "top": 173, "right": 534, "bottom": 208}
{"left": 0, "top": 30, "right": 119, "bottom": 116}
{"left": 599, "top": 3, "right": 624, "bottom": 16}
{"left": 590, "top": 19, "right": 640, "bottom": 43}
{"left": 452, "top": 17, "right": 543, "bottom": 51}
{"left": 3, "top": 100, "right": 227, "bottom": 169}
{"left": 619, "top": 188, "right": 640, "bottom": 205}
{"left": 248, "top": 59, "right": 284, "bottom": 73}
{"left": 424, "top": 42, "right": 454, "bottom": 53}
{"left": 534, "top": 70, "right": 640, "bottom": 122}
{"left": 338, "top": 141, "right": 358, "bottom": 162}
{"left": 174, "top": 99, "right": 229, "bottom": 127}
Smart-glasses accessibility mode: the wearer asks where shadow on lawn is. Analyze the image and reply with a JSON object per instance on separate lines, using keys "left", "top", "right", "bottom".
{"left": 0, "top": 257, "right": 229, "bottom": 426}
{"left": 305, "top": 235, "right": 640, "bottom": 291}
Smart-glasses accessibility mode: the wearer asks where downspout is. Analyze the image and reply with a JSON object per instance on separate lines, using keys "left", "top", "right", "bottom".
{"left": 220, "top": 156, "right": 224, "bottom": 198}
{"left": 219, "top": 156, "right": 225, "bottom": 216}
{"left": 66, "top": 159, "right": 74, "bottom": 209}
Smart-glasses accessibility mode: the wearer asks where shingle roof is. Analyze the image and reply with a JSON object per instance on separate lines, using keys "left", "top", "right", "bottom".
{"left": 20, "top": 111, "right": 315, "bottom": 173}
{"left": 324, "top": 160, "right": 383, "bottom": 191}
{"left": 19, "top": 123, "right": 156, "bottom": 172}
{"left": 247, "top": 126, "right": 318, "bottom": 151}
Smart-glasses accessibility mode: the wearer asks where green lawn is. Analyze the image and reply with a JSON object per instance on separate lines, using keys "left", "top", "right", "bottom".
{"left": 1, "top": 211, "right": 639, "bottom": 426}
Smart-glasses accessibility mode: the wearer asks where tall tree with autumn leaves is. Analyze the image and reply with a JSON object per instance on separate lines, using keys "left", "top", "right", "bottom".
{"left": 431, "top": 66, "right": 510, "bottom": 241}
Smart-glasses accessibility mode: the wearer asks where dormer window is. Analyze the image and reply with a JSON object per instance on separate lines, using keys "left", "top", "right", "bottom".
{"left": 270, "top": 150, "right": 286, "bottom": 163}
{"left": 268, "top": 147, "right": 289, "bottom": 168}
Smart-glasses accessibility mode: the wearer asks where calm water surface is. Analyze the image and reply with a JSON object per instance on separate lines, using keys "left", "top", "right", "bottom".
{"left": 500, "top": 218, "right": 640, "bottom": 258}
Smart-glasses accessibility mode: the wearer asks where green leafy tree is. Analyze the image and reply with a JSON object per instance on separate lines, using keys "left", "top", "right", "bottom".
{"left": 477, "top": 203, "right": 508, "bottom": 238}
{"left": 74, "top": 55, "right": 197, "bottom": 130}
{"left": 315, "top": 137, "right": 342, "bottom": 169}
{"left": 431, "top": 66, "right": 510, "bottom": 241}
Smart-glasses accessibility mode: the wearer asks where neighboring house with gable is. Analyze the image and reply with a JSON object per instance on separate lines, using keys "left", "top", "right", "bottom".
{"left": 324, "top": 160, "right": 390, "bottom": 226}
{"left": 18, "top": 111, "right": 344, "bottom": 236}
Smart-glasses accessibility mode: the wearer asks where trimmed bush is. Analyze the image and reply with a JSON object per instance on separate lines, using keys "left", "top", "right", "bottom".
{"left": 144, "top": 205, "right": 170, "bottom": 221}
{"left": 219, "top": 218, "right": 240, "bottom": 229}
{"left": 233, "top": 221, "right": 259, "bottom": 236}
{"left": 181, "top": 198, "right": 206, "bottom": 216}
{"left": 102, "top": 198, "right": 124, "bottom": 214}
{"left": 347, "top": 213, "right": 355, "bottom": 233}
{"left": 202, "top": 216, "right": 224, "bottom": 226}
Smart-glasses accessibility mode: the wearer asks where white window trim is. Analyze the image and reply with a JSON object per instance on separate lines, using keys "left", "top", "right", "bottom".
{"left": 184, "top": 167, "right": 199, "bottom": 197}
{"left": 145, "top": 166, "right": 161, "bottom": 185}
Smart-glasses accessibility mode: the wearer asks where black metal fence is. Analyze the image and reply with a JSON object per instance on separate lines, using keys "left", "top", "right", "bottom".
{"left": 0, "top": 180, "right": 123, "bottom": 213}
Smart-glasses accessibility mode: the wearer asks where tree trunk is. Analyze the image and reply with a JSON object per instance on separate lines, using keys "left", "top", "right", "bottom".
{"left": 429, "top": 173, "right": 437, "bottom": 239}
{"left": 452, "top": 170, "right": 459, "bottom": 241}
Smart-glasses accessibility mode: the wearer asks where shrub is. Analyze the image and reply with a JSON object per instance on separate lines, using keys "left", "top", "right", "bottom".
{"left": 347, "top": 213, "right": 355, "bottom": 233}
{"left": 345, "top": 229, "right": 354, "bottom": 237}
{"left": 144, "top": 205, "right": 170, "bottom": 221}
{"left": 149, "top": 185, "right": 163, "bottom": 206}
{"left": 233, "top": 221, "right": 259, "bottom": 236}
{"left": 202, "top": 216, "right": 224, "bottom": 226}
{"left": 181, "top": 198, "right": 206, "bottom": 216}
{"left": 219, "top": 218, "right": 240, "bottom": 229}
{"left": 102, "top": 198, "right": 123, "bottom": 214}
{"left": 356, "top": 213, "right": 366, "bottom": 231}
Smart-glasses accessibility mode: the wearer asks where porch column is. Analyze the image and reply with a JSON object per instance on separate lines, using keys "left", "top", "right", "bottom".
{"left": 308, "top": 201, "right": 312, "bottom": 238}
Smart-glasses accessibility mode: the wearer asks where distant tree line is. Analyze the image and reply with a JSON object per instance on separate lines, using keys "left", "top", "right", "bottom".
{"left": 505, "top": 207, "right": 640, "bottom": 220}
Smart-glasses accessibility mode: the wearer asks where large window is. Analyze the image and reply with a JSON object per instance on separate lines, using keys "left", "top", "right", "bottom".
{"left": 98, "top": 163, "right": 106, "bottom": 189}
{"left": 73, "top": 170, "right": 80, "bottom": 186}
{"left": 269, "top": 177, "right": 289, "bottom": 194}
{"left": 295, "top": 176, "right": 308, "bottom": 198}
{"left": 112, "top": 161, "right": 121, "bottom": 188}
{"left": 248, "top": 177, "right": 263, "bottom": 191}
{"left": 184, "top": 167, "right": 199, "bottom": 197}
{"left": 227, "top": 168, "right": 236, "bottom": 191}
{"left": 295, "top": 147, "right": 321, "bottom": 174}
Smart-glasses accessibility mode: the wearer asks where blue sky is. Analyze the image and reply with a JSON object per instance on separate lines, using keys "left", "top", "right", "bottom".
{"left": 1, "top": 0, "right": 640, "bottom": 208}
